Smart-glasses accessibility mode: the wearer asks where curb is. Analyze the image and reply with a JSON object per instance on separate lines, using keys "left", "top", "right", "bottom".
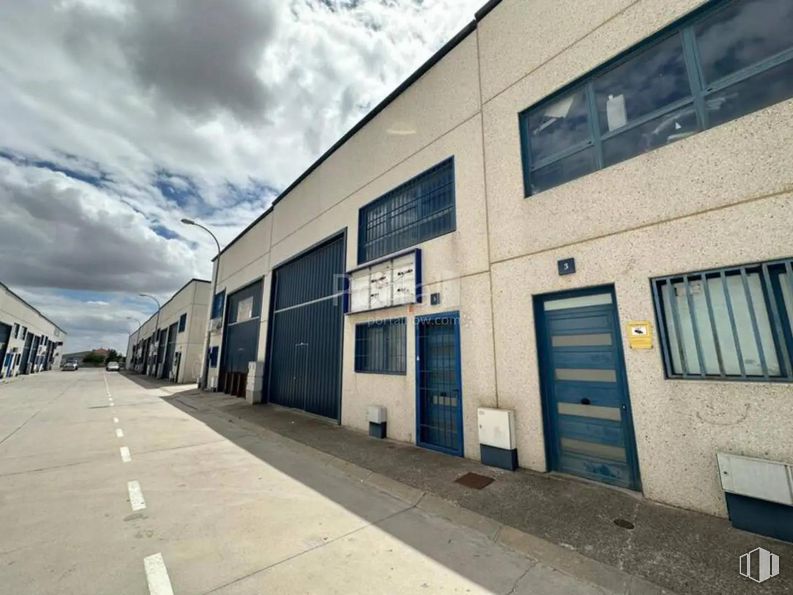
{"left": 174, "top": 392, "right": 674, "bottom": 595}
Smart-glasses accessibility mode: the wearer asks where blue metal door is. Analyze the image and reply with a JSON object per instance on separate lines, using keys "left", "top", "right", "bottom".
{"left": 535, "top": 287, "right": 641, "bottom": 490}
{"left": 267, "top": 234, "right": 345, "bottom": 420}
{"left": 416, "top": 312, "right": 463, "bottom": 456}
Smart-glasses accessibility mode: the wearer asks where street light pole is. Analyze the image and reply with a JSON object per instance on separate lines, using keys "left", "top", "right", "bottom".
{"left": 181, "top": 218, "right": 221, "bottom": 390}
{"left": 139, "top": 293, "right": 161, "bottom": 377}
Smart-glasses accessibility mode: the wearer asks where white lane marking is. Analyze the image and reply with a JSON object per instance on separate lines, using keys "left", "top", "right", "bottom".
{"left": 144, "top": 553, "right": 174, "bottom": 595}
{"left": 113, "top": 417, "right": 119, "bottom": 424}
{"left": 127, "top": 480, "right": 146, "bottom": 511}
{"left": 115, "top": 428, "right": 124, "bottom": 438}
{"left": 120, "top": 446, "right": 132, "bottom": 463}
{"left": 103, "top": 373, "right": 112, "bottom": 397}
{"left": 110, "top": 402, "right": 115, "bottom": 407}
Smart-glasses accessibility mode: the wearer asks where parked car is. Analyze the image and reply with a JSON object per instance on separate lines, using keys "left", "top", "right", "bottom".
{"left": 62, "top": 361, "right": 79, "bottom": 371}
{"left": 105, "top": 361, "right": 120, "bottom": 372}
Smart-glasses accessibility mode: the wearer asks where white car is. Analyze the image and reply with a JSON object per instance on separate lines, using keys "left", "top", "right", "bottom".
{"left": 105, "top": 361, "right": 120, "bottom": 372}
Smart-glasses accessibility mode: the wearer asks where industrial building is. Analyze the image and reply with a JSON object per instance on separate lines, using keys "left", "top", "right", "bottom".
{"left": 0, "top": 281, "right": 66, "bottom": 378}
{"left": 198, "top": 0, "right": 792, "bottom": 524}
{"left": 127, "top": 279, "right": 210, "bottom": 384}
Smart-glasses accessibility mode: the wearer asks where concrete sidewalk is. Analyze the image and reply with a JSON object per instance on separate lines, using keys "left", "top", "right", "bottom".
{"left": 134, "top": 376, "right": 792, "bottom": 595}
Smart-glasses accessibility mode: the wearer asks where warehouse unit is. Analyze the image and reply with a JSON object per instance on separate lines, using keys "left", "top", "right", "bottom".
{"left": 127, "top": 279, "right": 210, "bottom": 384}
{"left": 0, "top": 281, "right": 66, "bottom": 379}
{"left": 202, "top": 0, "right": 793, "bottom": 521}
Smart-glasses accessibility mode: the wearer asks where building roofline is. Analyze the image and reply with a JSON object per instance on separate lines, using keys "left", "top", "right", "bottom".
{"left": 474, "top": 0, "right": 504, "bottom": 21}
{"left": 212, "top": 10, "right": 500, "bottom": 262}
{"left": 131, "top": 278, "right": 210, "bottom": 337}
{"left": 0, "top": 281, "right": 68, "bottom": 335}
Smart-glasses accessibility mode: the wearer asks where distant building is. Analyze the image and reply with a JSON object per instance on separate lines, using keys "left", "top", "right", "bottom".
{"left": 0, "top": 281, "right": 66, "bottom": 378}
{"left": 127, "top": 279, "right": 210, "bottom": 384}
{"left": 62, "top": 348, "right": 111, "bottom": 363}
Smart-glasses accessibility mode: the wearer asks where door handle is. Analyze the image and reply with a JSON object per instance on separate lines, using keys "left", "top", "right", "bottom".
{"left": 580, "top": 398, "right": 591, "bottom": 405}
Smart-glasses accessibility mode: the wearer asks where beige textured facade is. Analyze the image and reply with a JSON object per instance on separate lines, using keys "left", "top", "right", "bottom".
{"left": 0, "top": 282, "right": 66, "bottom": 378}
{"left": 128, "top": 279, "right": 210, "bottom": 384}
{"left": 204, "top": 0, "right": 793, "bottom": 519}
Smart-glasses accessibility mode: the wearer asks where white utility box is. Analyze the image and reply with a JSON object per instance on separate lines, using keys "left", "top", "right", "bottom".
{"left": 477, "top": 407, "right": 516, "bottom": 450}
{"left": 717, "top": 452, "right": 793, "bottom": 506}
{"left": 367, "top": 405, "right": 387, "bottom": 424}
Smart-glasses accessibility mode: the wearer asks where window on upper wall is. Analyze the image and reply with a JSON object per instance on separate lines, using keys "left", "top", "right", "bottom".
{"left": 520, "top": 0, "right": 793, "bottom": 195}
{"left": 211, "top": 290, "right": 225, "bottom": 319}
{"left": 12, "top": 324, "right": 19, "bottom": 338}
{"left": 652, "top": 257, "right": 793, "bottom": 381}
{"left": 354, "top": 318, "right": 407, "bottom": 374}
{"left": 178, "top": 313, "right": 187, "bottom": 333}
{"left": 358, "top": 158, "right": 455, "bottom": 264}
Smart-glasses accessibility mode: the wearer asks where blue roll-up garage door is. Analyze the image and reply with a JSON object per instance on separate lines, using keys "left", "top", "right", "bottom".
{"left": 0, "top": 323, "right": 10, "bottom": 377}
{"left": 220, "top": 280, "right": 263, "bottom": 397}
{"left": 19, "top": 333, "right": 33, "bottom": 374}
{"left": 267, "top": 234, "right": 345, "bottom": 420}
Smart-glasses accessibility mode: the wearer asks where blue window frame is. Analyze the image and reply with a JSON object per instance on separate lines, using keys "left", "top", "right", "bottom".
{"left": 178, "top": 313, "right": 187, "bottom": 333}
{"left": 652, "top": 257, "right": 793, "bottom": 381}
{"left": 358, "top": 158, "right": 455, "bottom": 264}
{"left": 211, "top": 290, "right": 225, "bottom": 320}
{"left": 520, "top": 0, "right": 793, "bottom": 195}
{"left": 354, "top": 318, "right": 407, "bottom": 374}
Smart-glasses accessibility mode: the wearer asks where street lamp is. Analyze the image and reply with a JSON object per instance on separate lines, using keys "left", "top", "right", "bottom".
{"left": 139, "top": 293, "right": 161, "bottom": 377}
{"left": 182, "top": 218, "right": 221, "bottom": 390}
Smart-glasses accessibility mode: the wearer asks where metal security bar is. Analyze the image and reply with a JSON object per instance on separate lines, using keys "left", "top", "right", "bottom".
{"left": 652, "top": 258, "right": 793, "bottom": 381}
{"left": 354, "top": 318, "right": 406, "bottom": 374}
{"left": 358, "top": 159, "right": 455, "bottom": 263}
{"left": 416, "top": 314, "right": 462, "bottom": 455}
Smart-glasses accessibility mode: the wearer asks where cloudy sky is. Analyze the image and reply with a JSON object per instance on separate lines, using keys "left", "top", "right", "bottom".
{"left": 0, "top": 0, "right": 484, "bottom": 353}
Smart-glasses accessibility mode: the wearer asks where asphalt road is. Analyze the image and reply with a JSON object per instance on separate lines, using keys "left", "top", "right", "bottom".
{"left": 0, "top": 369, "right": 609, "bottom": 594}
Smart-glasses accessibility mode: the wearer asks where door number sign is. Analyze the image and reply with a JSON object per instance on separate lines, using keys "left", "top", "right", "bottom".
{"left": 627, "top": 321, "right": 653, "bottom": 349}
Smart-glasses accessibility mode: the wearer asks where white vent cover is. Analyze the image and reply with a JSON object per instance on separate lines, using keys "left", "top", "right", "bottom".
{"left": 477, "top": 408, "right": 516, "bottom": 450}
{"left": 717, "top": 452, "right": 793, "bottom": 506}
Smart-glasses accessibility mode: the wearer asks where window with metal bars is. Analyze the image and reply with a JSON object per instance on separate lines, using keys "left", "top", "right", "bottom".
{"left": 652, "top": 258, "right": 793, "bottom": 381}
{"left": 358, "top": 158, "right": 455, "bottom": 264}
{"left": 520, "top": 0, "right": 793, "bottom": 195}
{"left": 354, "top": 318, "right": 407, "bottom": 374}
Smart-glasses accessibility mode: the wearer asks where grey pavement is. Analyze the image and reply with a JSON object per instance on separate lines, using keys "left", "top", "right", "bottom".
{"left": 2, "top": 369, "right": 616, "bottom": 595}
{"left": 158, "top": 380, "right": 793, "bottom": 595}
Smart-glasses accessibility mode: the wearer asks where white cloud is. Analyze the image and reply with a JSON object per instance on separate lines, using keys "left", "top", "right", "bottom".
{"left": 0, "top": 0, "right": 485, "bottom": 353}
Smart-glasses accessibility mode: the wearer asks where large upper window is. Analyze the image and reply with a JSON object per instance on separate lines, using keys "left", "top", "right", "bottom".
{"left": 354, "top": 318, "right": 407, "bottom": 374}
{"left": 520, "top": 0, "right": 793, "bottom": 195}
{"left": 211, "top": 290, "right": 225, "bottom": 320}
{"left": 358, "top": 158, "right": 455, "bottom": 264}
{"left": 652, "top": 258, "right": 793, "bottom": 381}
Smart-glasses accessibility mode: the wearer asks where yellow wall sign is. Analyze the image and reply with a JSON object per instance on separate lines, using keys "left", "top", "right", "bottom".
{"left": 627, "top": 321, "right": 653, "bottom": 349}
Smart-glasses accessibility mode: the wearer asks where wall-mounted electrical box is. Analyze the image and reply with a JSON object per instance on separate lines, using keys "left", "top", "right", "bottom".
{"left": 478, "top": 408, "right": 517, "bottom": 470}
{"left": 368, "top": 405, "right": 387, "bottom": 439}
{"left": 717, "top": 452, "right": 793, "bottom": 506}
{"left": 717, "top": 452, "right": 793, "bottom": 542}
